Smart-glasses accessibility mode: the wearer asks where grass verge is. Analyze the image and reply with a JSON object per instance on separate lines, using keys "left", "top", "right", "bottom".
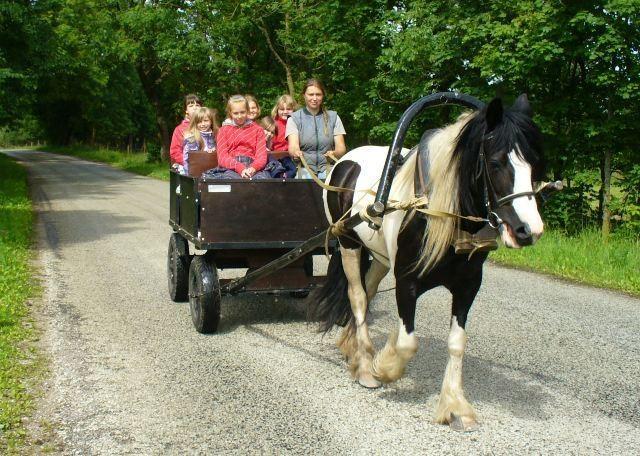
{"left": 39, "top": 145, "right": 170, "bottom": 181}
{"left": 0, "top": 153, "right": 42, "bottom": 451}
{"left": 490, "top": 228, "right": 640, "bottom": 296}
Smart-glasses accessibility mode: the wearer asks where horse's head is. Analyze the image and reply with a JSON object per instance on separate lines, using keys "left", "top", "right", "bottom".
{"left": 483, "top": 95, "right": 545, "bottom": 248}
{"left": 459, "top": 94, "right": 545, "bottom": 248}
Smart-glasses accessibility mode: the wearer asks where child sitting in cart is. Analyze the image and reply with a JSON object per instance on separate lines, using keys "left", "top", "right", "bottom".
{"left": 269, "top": 95, "right": 298, "bottom": 178}
{"left": 259, "top": 115, "right": 276, "bottom": 150}
{"left": 208, "top": 95, "right": 270, "bottom": 180}
{"left": 181, "top": 107, "right": 219, "bottom": 176}
{"left": 258, "top": 116, "right": 287, "bottom": 178}
{"left": 246, "top": 95, "right": 261, "bottom": 121}
{"left": 170, "top": 93, "right": 201, "bottom": 173}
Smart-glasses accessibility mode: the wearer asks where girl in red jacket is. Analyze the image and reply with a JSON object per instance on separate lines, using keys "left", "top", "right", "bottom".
{"left": 214, "top": 95, "right": 270, "bottom": 179}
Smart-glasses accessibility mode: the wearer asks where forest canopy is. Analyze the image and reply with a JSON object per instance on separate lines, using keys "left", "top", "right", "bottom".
{"left": 1, "top": 0, "right": 638, "bottom": 235}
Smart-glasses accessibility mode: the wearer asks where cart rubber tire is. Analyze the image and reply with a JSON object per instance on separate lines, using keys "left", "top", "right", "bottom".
{"left": 168, "top": 233, "right": 190, "bottom": 302}
{"left": 189, "top": 255, "right": 221, "bottom": 333}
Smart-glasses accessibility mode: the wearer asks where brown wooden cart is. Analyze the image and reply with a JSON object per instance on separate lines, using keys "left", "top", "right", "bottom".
{"left": 167, "top": 152, "right": 334, "bottom": 333}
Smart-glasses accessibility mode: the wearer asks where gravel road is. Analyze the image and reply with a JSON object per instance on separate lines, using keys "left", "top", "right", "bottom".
{"left": 6, "top": 150, "right": 640, "bottom": 455}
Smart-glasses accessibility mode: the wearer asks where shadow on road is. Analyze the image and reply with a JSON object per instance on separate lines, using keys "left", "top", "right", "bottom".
{"left": 375, "top": 334, "right": 553, "bottom": 421}
{"left": 39, "top": 208, "right": 144, "bottom": 249}
{"left": 217, "top": 294, "right": 308, "bottom": 333}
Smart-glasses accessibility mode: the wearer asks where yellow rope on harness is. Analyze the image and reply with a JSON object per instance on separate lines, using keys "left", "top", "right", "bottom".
{"left": 298, "top": 153, "right": 376, "bottom": 195}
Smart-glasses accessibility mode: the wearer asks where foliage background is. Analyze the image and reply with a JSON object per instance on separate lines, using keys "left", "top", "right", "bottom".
{"left": 1, "top": 0, "right": 638, "bottom": 235}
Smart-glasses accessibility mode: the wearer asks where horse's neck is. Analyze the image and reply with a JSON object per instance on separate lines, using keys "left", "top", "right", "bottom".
{"left": 414, "top": 129, "right": 440, "bottom": 197}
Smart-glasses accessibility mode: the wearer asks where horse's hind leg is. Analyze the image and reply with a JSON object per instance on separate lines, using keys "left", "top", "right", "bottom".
{"left": 435, "top": 283, "right": 481, "bottom": 432}
{"left": 339, "top": 258, "right": 389, "bottom": 362}
{"left": 339, "top": 247, "right": 380, "bottom": 389}
{"left": 372, "top": 278, "right": 419, "bottom": 383}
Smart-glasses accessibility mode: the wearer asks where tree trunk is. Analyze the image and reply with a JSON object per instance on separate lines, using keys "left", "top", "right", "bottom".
{"left": 601, "top": 148, "right": 612, "bottom": 239}
{"left": 136, "top": 67, "right": 171, "bottom": 161}
{"left": 257, "top": 18, "right": 295, "bottom": 98}
{"left": 156, "top": 112, "right": 171, "bottom": 161}
{"left": 601, "top": 99, "right": 613, "bottom": 239}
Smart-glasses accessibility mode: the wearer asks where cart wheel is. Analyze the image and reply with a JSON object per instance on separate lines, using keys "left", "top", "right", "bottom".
{"left": 189, "top": 255, "right": 221, "bottom": 334}
{"left": 168, "top": 233, "right": 190, "bottom": 302}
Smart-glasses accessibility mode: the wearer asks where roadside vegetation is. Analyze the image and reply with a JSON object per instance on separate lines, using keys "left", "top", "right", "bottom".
{"left": 0, "top": 153, "right": 42, "bottom": 451}
{"left": 491, "top": 229, "right": 640, "bottom": 296}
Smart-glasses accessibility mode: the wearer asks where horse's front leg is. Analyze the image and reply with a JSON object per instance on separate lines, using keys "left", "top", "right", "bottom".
{"left": 372, "top": 276, "right": 419, "bottom": 383}
{"left": 435, "top": 277, "right": 482, "bottom": 432}
{"left": 339, "top": 247, "right": 380, "bottom": 389}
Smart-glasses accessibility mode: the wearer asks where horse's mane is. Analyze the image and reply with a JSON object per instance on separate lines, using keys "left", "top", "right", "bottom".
{"left": 391, "top": 113, "right": 472, "bottom": 276}
{"left": 421, "top": 113, "right": 475, "bottom": 275}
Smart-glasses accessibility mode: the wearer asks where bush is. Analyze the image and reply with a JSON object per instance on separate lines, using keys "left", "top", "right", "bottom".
{"left": 145, "top": 142, "right": 162, "bottom": 163}
{"left": 0, "top": 116, "right": 43, "bottom": 147}
{"left": 542, "top": 176, "right": 599, "bottom": 234}
{"left": 610, "top": 165, "right": 640, "bottom": 237}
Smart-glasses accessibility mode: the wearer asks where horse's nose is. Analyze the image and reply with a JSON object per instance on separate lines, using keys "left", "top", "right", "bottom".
{"left": 515, "top": 223, "right": 533, "bottom": 246}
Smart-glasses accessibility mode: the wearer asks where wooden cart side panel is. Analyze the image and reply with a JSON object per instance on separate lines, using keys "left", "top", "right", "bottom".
{"left": 179, "top": 174, "right": 199, "bottom": 237}
{"left": 198, "top": 180, "right": 328, "bottom": 244}
{"left": 169, "top": 172, "right": 199, "bottom": 238}
{"left": 169, "top": 172, "right": 179, "bottom": 224}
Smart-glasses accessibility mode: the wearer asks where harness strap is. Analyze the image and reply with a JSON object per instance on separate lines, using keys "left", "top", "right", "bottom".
{"left": 496, "top": 191, "right": 535, "bottom": 206}
{"left": 298, "top": 153, "right": 376, "bottom": 196}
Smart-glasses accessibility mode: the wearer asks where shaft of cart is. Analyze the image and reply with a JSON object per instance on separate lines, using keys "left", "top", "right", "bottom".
{"left": 220, "top": 230, "right": 331, "bottom": 295}
{"left": 220, "top": 207, "right": 375, "bottom": 295}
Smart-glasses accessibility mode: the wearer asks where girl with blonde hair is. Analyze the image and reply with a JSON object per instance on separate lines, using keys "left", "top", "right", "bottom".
{"left": 180, "top": 107, "right": 219, "bottom": 175}
{"left": 245, "top": 95, "right": 261, "bottom": 120}
{"left": 213, "top": 95, "right": 270, "bottom": 179}
{"left": 268, "top": 94, "right": 298, "bottom": 178}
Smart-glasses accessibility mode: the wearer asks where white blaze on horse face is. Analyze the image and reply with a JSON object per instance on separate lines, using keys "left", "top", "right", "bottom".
{"left": 508, "top": 150, "right": 544, "bottom": 239}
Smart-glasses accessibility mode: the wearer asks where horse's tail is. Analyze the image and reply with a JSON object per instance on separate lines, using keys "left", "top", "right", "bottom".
{"left": 307, "top": 248, "right": 370, "bottom": 333}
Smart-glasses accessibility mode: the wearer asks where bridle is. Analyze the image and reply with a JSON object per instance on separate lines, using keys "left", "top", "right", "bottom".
{"left": 476, "top": 131, "right": 537, "bottom": 229}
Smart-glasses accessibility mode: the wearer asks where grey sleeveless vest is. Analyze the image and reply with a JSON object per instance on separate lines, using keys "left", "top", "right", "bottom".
{"left": 291, "top": 108, "right": 337, "bottom": 174}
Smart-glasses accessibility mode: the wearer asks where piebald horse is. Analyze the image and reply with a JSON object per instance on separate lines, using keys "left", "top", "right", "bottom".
{"left": 308, "top": 95, "right": 544, "bottom": 431}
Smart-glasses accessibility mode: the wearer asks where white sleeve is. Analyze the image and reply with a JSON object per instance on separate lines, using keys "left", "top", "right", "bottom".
{"left": 333, "top": 115, "right": 346, "bottom": 136}
{"left": 285, "top": 117, "right": 299, "bottom": 138}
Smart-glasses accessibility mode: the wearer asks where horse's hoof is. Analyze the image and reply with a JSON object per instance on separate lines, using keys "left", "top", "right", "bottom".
{"left": 449, "top": 414, "right": 479, "bottom": 433}
{"left": 357, "top": 374, "right": 382, "bottom": 389}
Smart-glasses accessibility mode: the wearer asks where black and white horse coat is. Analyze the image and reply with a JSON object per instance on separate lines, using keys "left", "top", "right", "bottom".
{"left": 308, "top": 95, "right": 544, "bottom": 431}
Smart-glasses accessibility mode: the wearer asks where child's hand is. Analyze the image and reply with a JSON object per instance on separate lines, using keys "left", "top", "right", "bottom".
{"left": 241, "top": 167, "right": 256, "bottom": 178}
{"left": 205, "top": 148, "right": 216, "bottom": 154}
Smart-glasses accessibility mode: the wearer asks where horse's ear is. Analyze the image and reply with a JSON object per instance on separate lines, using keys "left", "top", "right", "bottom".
{"left": 513, "top": 93, "right": 533, "bottom": 117}
{"left": 485, "top": 98, "right": 503, "bottom": 131}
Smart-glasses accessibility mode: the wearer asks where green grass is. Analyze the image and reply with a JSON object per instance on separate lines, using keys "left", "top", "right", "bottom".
{"left": 0, "top": 153, "right": 42, "bottom": 451}
{"left": 490, "top": 229, "right": 640, "bottom": 296}
{"left": 39, "top": 145, "right": 170, "bottom": 181}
